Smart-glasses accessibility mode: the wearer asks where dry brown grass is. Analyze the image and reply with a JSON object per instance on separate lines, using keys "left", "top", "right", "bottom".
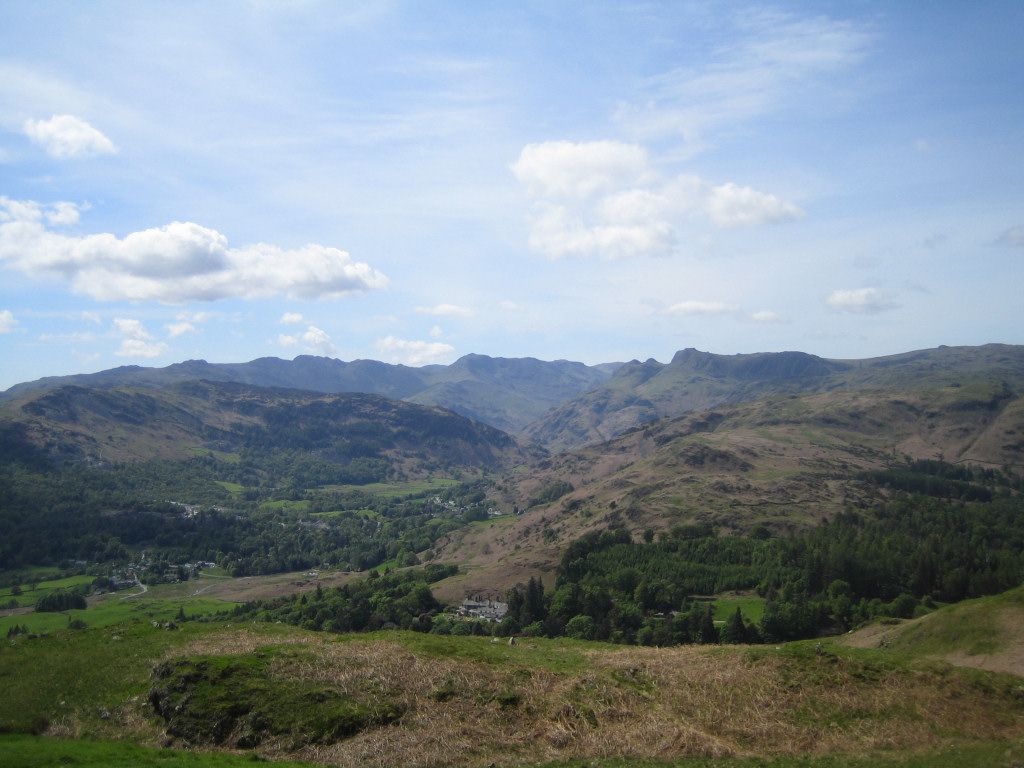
{"left": 162, "top": 630, "right": 1024, "bottom": 768}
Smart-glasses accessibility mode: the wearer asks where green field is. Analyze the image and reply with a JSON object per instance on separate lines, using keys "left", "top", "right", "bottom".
{"left": 712, "top": 595, "right": 766, "bottom": 624}
{"left": 0, "top": 575, "right": 97, "bottom": 608}
{"left": 0, "top": 593, "right": 232, "bottom": 635}
{"left": 214, "top": 480, "right": 243, "bottom": 494}
{"left": 319, "top": 477, "right": 458, "bottom": 497}
{"left": 258, "top": 498, "right": 311, "bottom": 512}
{"left": 310, "top": 507, "right": 378, "bottom": 520}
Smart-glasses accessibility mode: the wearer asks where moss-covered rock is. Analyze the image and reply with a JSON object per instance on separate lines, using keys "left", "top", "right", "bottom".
{"left": 148, "top": 652, "right": 404, "bottom": 748}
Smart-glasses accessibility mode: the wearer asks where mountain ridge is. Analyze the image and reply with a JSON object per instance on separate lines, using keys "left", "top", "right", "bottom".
{"left": 1, "top": 353, "right": 619, "bottom": 435}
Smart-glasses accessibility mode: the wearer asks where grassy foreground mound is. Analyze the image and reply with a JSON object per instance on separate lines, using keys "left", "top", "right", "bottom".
{"left": 2, "top": 619, "right": 1024, "bottom": 768}
{"left": 845, "top": 585, "right": 1024, "bottom": 676}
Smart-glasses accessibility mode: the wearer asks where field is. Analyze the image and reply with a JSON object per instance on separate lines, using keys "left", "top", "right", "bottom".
{"left": 0, "top": 592, "right": 231, "bottom": 635}
{"left": 319, "top": 477, "right": 459, "bottom": 497}
{"left": 0, "top": 575, "right": 96, "bottom": 608}
{"left": 712, "top": 595, "right": 766, "bottom": 624}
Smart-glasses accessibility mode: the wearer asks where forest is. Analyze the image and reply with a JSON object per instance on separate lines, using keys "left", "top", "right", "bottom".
{"left": 0, "top": 450, "right": 491, "bottom": 576}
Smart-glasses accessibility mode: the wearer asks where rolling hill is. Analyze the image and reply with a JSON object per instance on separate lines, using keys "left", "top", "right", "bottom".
{"left": 0, "top": 379, "right": 529, "bottom": 474}
{"left": 1, "top": 353, "right": 617, "bottom": 435}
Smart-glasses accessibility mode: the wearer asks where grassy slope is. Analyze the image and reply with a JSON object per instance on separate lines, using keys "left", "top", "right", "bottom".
{"left": 2, "top": 616, "right": 1023, "bottom": 768}
{"left": 844, "top": 586, "right": 1024, "bottom": 677}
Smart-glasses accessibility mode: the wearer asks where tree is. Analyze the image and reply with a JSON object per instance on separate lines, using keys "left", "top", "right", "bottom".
{"left": 565, "top": 614, "right": 595, "bottom": 640}
{"left": 697, "top": 605, "right": 719, "bottom": 644}
{"left": 720, "top": 607, "right": 748, "bottom": 644}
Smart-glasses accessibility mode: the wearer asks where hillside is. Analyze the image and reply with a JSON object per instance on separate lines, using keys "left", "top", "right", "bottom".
{"left": 1, "top": 354, "right": 617, "bottom": 435}
{"left": 3, "top": 621, "right": 1023, "bottom": 768}
{"left": 523, "top": 344, "right": 1024, "bottom": 450}
{"left": 845, "top": 586, "right": 1024, "bottom": 677}
{"left": 0, "top": 380, "right": 527, "bottom": 473}
{"left": 434, "top": 378, "right": 1024, "bottom": 595}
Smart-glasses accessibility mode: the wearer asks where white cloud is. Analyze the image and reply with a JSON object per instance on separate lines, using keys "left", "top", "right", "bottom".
{"left": 429, "top": 324, "right": 443, "bottom": 338}
{"left": 177, "top": 310, "right": 213, "bottom": 323}
{"left": 750, "top": 310, "right": 782, "bottom": 323}
{"left": 705, "top": 183, "right": 803, "bottom": 227}
{"left": 113, "top": 317, "right": 166, "bottom": 358}
{"left": 995, "top": 225, "right": 1024, "bottom": 248}
{"left": 280, "top": 312, "right": 304, "bottom": 324}
{"left": 0, "top": 309, "right": 15, "bottom": 333}
{"left": 613, "top": 11, "right": 871, "bottom": 153}
{"left": 80, "top": 310, "right": 102, "bottom": 324}
{"left": 511, "top": 141, "right": 801, "bottom": 259}
{"left": 664, "top": 300, "right": 738, "bottom": 316}
{"left": 166, "top": 321, "right": 196, "bottom": 338}
{"left": 278, "top": 334, "right": 298, "bottom": 348}
{"left": 0, "top": 197, "right": 388, "bottom": 302}
{"left": 826, "top": 287, "right": 897, "bottom": 314}
{"left": 511, "top": 140, "right": 650, "bottom": 198}
{"left": 23, "top": 114, "right": 117, "bottom": 159}
{"left": 377, "top": 335, "right": 456, "bottom": 366}
{"left": 415, "top": 303, "right": 474, "bottom": 317}
{"left": 46, "top": 202, "right": 85, "bottom": 226}
{"left": 301, "top": 325, "right": 337, "bottom": 356}
{"left": 498, "top": 300, "right": 520, "bottom": 311}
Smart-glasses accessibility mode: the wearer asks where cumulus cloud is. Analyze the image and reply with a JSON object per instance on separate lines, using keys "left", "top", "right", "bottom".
{"left": 664, "top": 300, "right": 738, "bottom": 316}
{"left": 0, "top": 309, "right": 15, "bottom": 333}
{"left": 166, "top": 322, "right": 195, "bottom": 338}
{"left": 511, "top": 141, "right": 801, "bottom": 259}
{"left": 750, "top": 310, "right": 782, "bottom": 323}
{"left": 826, "top": 287, "right": 897, "bottom": 314}
{"left": 995, "top": 226, "right": 1024, "bottom": 248}
{"left": 429, "top": 325, "right": 444, "bottom": 338}
{"left": 415, "top": 303, "right": 474, "bottom": 317}
{"left": 0, "top": 197, "right": 388, "bottom": 303}
{"left": 279, "top": 325, "right": 337, "bottom": 355}
{"left": 511, "top": 140, "right": 651, "bottom": 198}
{"left": 301, "top": 325, "right": 337, "bottom": 356}
{"left": 280, "top": 312, "right": 304, "bottom": 324}
{"left": 113, "top": 318, "right": 166, "bottom": 358}
{"left": 23, "top": 115, "right": 117, "bottom": 159}
{"left": 377, "top": 335, "right": 456, "bottom": 366}
{"left": 706, "top": 183, "right": 803, "bottom": 227}
{"left": 165, "top": 310, "right": 212, "bottom": 338}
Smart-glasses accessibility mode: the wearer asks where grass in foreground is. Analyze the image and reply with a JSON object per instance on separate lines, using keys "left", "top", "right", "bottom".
{"left": 0, "top": 734, "right": 316, "bottom": 767}
{"left": 1, "top": 735, "right": 1022, "bottom": 768}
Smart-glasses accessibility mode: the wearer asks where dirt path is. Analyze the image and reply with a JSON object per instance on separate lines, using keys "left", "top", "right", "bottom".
{"left": 121, "top": 579, "right": 148, "bottom": 600}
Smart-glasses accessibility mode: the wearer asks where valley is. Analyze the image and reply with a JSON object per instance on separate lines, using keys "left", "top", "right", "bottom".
{"left": 1, "top": 343, "right": 1023, "bottom": 767}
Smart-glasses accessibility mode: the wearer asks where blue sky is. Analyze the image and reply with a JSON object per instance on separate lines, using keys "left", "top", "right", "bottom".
{"left": 1, "top": 1, "right": 1022, "bottom": 389}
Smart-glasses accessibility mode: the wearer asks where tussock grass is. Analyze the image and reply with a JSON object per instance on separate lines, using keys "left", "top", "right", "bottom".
{"left": 5, "top": 623, "right": 1023, "bottom": 768}
{"left": 165, "top": 631, "right": 1024, "bottom": 768}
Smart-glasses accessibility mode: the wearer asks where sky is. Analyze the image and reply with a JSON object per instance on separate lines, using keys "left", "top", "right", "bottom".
{"left": 1, "top": 1, "right": 1022, "bottom": 389}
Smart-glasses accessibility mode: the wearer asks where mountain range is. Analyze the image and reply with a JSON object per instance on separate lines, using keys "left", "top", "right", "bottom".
{"left": 0, "top": 353, "right": 618, "bottom": 435}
